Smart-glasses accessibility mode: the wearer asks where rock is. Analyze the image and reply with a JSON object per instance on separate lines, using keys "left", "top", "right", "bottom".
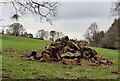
{"left": 61, "top": 36, "right": 69, "bottom": 41}
{"left": 27, "top": 51, "right": 37, "bottom": 60}
{"left": 57, "top": 61, "right": 62, "bottom": 64}
{"left": 46, "top": 44, "right": 52, "bottom": 51}
{"left": 80, "top": 59, "right": 89, "bottom": 66}
{"left": 71, "top": 59, "right": 78, "bottom": 65}
{"left": 89, "top": 62, "right": 96, "bottom": 66}
{"left": 90, "top": 58, "right": 95, "bottom": 63}
{"left": 56, "top": 53, "right": 61, "bottom": 61}
{"left": 61, "top": 52, "right": 74, "bottom": 58}
{"left": 63, "top": 46, "right": 69, "bottom": 53}
{"left": 44, "top": 50, "right": 50, "bottom": 54}
{"left": 83, "top": 51, "right": 90, "bottom": 59}
{"left": 72, "top": 42, "right": 80, "bottom": 50}
{"left": 29, "top": 51, "right": 37, "bottom": 58}
{"left": 62, "top": 59, "right": 72, "bottom": 65}
{"left": 26, "top": 36, "right": 112, "bottom": 66}
{"left": 92, "top": 49, "right": 97, "bottom": 56}
{"left": 68, "top": 48, "right": 75, "bottom": 53}
{"left": 42, "top": 54, "right": 51, "bottom": 62}
{"left": 50, "top": 46, "right": 57, "bottom": 58}
{"left": 55, "top": 42, "right": 63, "bottom": 50}
{"left": 58, "top": 50, "right": 64, "bottom": 56}
{"left": 27, "top": 56, "right": 35, "bottom": 61}
{"left": 74, "top": 51, "right": 82, "bottom": 57}
{"left": 94, "top": 55, "right": 101, "bottom": 61}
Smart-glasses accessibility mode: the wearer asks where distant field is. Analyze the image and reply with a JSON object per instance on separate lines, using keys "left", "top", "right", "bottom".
{"left": 1, "top": 35, "right": 119, "bottom": 79}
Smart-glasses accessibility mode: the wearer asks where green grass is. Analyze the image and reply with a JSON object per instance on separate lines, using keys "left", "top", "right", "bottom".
{"left": 92, "top": 47, "right": 118, "bottom": 65}
{"left": 2, "top": 35, "right": 52, "bottom": 50}
{"left": 1, "top": 35, "right": 119, "bottom": 79}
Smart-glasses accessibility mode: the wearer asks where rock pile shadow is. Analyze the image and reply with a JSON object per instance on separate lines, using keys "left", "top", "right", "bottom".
{"left": 25, "top": 36, "right": 113, "bottom": 66}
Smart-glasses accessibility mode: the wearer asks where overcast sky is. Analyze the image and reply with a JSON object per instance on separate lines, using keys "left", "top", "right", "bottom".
{"left": 0, "top": 2, "right": 115, "bottom": 39}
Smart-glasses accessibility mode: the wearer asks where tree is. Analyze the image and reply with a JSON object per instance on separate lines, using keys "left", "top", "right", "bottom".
{"left": 7, "top": 23, "right": 25, "bottom": 36}
{"left": 92, "top": 31, "right": 105, "bottom": 47}
{"left": 6, "top": 29, "right": 12, "bottom": 35}
{"left": 49, "top": 30, "right": 56, "bottom": 41}
{"left": 100, "top": 19, "right": 119, "bottom": 49}
{"left": 2, "top": 0, "right": 59, "bottom": 24}
{"left": 55, "top": 31, "right": 64, "bottom": 39}
{"left": 44, "top": 31, "right": 49, "bottom": 40}
{"left": 111, "top": 0, "right": 120, "bottom": 18}
{"left": 0, "top": 28, "right": 5, "bottom": 34}
{"left": 36, "top": 29, "right": 46, "bottom": 40}
{"left": 111, "top": 1, "right": 120, "bottom": 49}
{"left": 83, "top": 22, "right": 99, "bottom": 46}
{"left": 0, "top": 19, "right": 5, "bottom": 22}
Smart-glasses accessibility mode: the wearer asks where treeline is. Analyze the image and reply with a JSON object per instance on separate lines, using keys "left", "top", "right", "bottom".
{"left": 84, "top": 18, "right": 120, "bottom": 49}
{"left": 1, "top": 23, "right": 64, "bottom": 41}
{"left": 35, "top": 29, "right": 64, "bottom": 41}
{"left": 100, "top": 18, "right": 119, "bottom": 49}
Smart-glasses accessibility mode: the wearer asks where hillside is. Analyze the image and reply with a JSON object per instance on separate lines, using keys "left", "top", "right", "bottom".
{"left": 2, "top": 35, "right": 52, "bottom": 50}
{"left": 1, "top": 35, "right": 118, "bottom": 79}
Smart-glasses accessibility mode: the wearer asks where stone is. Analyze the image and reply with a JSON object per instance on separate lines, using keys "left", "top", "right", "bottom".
{"left": 61, "top": 52, "right": 74, "bottom": 58}
{"left": 26, "top": 36, "right": 113, "bottom": 66}
{"left": 56, "top": 53, "right": 61, "bottom": 61}
{"left": 62, "top": 59, "right": 72, "bottom": 65}
{"left": 50, "top": 46, "right": 57, "bottom": 58}
{"left": 83, "top": 51, "right": 90, "bottom": 59}
{"left": 74, "top": 51, "right": 82, "bottom": 57}
{"left": 42, "top": 54, "right": 51, "bottom": 62}
{"left": 63, "top": 46, "right": 69, "bottom": 53}
{"left": 71, "top": 59, "right": 78, "bottom": 65}
{"left": 46, "top": 44, "right": 52, "bottom": 51}
{"left": 61, "top": 36, "right": 69, "bottom": 41}
{"left": 29, "top": 51, "right": 37, "bottom": 58}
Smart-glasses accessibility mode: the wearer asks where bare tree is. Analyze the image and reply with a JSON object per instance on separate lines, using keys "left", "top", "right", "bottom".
{"left": 3, "top": 0, "right": 59, "bottom": 24}
{"left": 83, "top": 22, "right": 99, "bottom": 45}
{"left": 55, "top": 31, "right": 64, "bottom": 39}
{"left": 0, "top": 19, "right": 5, "bottom": 22}
{"left": 36, "top": 29, "right": 46, "bottom": 40}
{"left": 44, "top": 31, "right": 49, "bottom": 40}
{"left": 7, "top": 23, "right": 25, "bottom": 36}
{"left": 6, "top": 29, "right": 12, "bottom": 35}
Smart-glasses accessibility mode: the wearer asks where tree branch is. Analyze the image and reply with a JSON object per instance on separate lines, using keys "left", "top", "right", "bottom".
{"left": 11, "top": 0, "right": 59, "bottom": 24}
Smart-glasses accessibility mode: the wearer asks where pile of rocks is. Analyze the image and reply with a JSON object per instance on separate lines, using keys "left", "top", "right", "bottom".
{"left": 27, "top": 36, "right": 112, "bottom": 66}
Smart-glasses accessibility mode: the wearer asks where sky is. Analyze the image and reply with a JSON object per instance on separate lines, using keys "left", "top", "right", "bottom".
{"left": 0, "top": 1, "right": 115, "bottom": 40}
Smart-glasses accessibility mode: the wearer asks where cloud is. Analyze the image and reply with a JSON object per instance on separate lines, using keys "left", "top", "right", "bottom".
{"left": 55, "top": 17, "right": 113, "bottom": 40}
{"left": 58, "top": 2, "right": 112, "bottom": 19}
{"left": 0, "top": 2, "right": 114, "bottom": 40}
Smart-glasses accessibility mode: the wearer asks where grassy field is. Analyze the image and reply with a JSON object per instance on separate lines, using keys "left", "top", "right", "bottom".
{"left": 1, "top": 35, "right": 119, "bottom": 79}
{"left": 2, "top": 35, "right": 51, "bottom": 50}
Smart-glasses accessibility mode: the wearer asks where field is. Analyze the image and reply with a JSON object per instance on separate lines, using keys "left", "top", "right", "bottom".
{"left": 1, "top": 35, "right": 119, "bottom": 79}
